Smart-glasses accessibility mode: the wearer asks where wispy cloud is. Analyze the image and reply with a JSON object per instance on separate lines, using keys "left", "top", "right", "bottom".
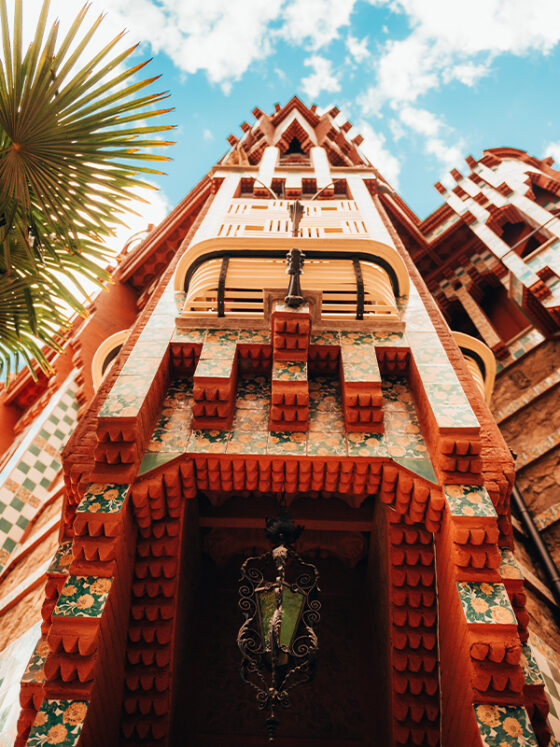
{"left": 301, "top": 55, "right": 341, "bottom": 99}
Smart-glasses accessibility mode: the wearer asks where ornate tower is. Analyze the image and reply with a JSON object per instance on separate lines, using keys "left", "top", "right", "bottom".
{"left": 4, "top": 98, "right": 557, "bottom": 746}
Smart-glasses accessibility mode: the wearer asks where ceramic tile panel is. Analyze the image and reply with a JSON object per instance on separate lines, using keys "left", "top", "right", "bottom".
{"left": 444, "top": 485, "right": 497, "bottom": 518}
{"left": 393, "top": 457, "right": 436, "bottom": 482}
{"left": 457, "top": 581, "right": 517, "bottom": 625}
{"left": 187, "top": 429, "right": 230, "bottom": 453}
{"left": 530, "top": 633, "right": 560, "bottom": 738}
{"left": 347, "top": 432, "right": 388, "bottom": 458}
{"left": 194, "top": 357, "right": 235, "bottom": 379}
{"left": 172, "top": 328, "right": 207, "bottom": 344}
{"left": 200, "top": 341, "right": 238, "bottom": 358}
{"left": 0, "top": 380, "right": 78, "bottom": 573}
{"left": 495, "top": 328, "right": 545, "bottom": 373}
{"left": 499, "top": 549, "right": 524, "bottom": 581}
{"left": 474, "top": 704, "right": 538, "bottom": 746}
{"left": 310, "top": 331, "right": 340, "bottom": 346}
{"left": 47, "top": 540, "right": 74, "bottom": 576}
{"left": 308, "top": 408, "right": 345, "bottom": 432}
{"left": 231, "top": 402, "right": 266, "bottom": 427}
{"left": 238, "top": 328, "right": 271, "bottom": 344}
{"left": 27, "top": 700, "right": 89, "bottom": 747}
{"left": 338, "top": 331, "right": 374, "bottom": 345}
{"left": 148, "top": 427, "right": 190, "bottom": 453}
{"left": 227, "top": 430, "right": 269, "bottom": 455}
{"left": 53, "top": 576, "right": 113, "bottom": 619}
{"left": 236, "top": 376, "right": 271, "bottom": 409}
{"left": 205, "top": 329, "right": 240, "bottom": 343}
{"left": 267, "top": 431, "right": 307, "bottom": 456}
{"left": 421, "top": 379, "right": 479, "bottom": 430}
{"left": 372, "top": 331, "right": 407, "bottom": 347}
{"left": 139, "top": 452, "right": 181, "bottom": 475}
{"left": 77, "top": 484, "right": 129, "bottom": 514}
{"left": 516, "top": 431, "right": 560, "bottom": 469}
{"left": 408, "top": 332, "right": 450, "bottom": 366}
{"left": 99, "top": 375, "right": 151, "bottom": 418}
{"left": 307, "top": 431, "right": 347, "bottom": 457}
{"left": 137, "top": 325, "right": 173, "bottom": 343}
{"left": 21, "top": 635, "right": 50, "bottom": 685}
{"left": 308, "top": 377, "right": 341, "bottom": 411}
{"left": 534, "top": 502, "right": 560, "bottom": 532}
{"left": 120, "top": 356, "right": 162, "bottom": 378}
{"left": 272, "top": 360, "right": 307, "bottom": 381}
{"left": 0, "top": 622, "right": 42, "bottom": 747}
{"left": 521, "top": 643, "right": 545, "bottom": 686}
{"left": 132, "top": 338, "right": 170, "bottom": 358}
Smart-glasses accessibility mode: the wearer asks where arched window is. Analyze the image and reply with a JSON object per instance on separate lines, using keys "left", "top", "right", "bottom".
{"left": 91, "top": 330, "right": 130, "bottom": 391}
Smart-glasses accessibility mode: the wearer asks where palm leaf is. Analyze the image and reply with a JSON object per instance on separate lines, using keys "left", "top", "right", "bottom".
{"left": 0, "top": 0, "right": 175, "bottom": 380}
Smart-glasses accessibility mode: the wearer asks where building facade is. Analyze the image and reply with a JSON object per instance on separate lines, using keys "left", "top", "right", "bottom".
{"left": 0, "top": 97, "right": 559, "bottom": 746}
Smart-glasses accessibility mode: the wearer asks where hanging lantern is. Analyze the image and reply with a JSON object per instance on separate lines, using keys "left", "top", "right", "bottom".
{"left": 237, "top": 510, "right": 320, "bottom": 741}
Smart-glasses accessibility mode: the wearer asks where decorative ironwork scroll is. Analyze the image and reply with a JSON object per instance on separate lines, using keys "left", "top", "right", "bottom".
{"left": 237, "top": 511, "right": 320, "bottom": 741}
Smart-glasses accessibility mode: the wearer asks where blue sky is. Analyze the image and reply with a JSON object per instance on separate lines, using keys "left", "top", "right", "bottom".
{"left": 12, "top": 0, "right": 560, "bottom": 230}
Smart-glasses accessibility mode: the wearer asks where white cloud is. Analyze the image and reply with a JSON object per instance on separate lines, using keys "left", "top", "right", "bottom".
{"left": 9, "top": 0, "right": 358, "bottom": 94}
{"left": 544, "top": 141, "right": 560, "bottom": 166}
{"left": 398, "top": 106, "right": 443, "bottom": 138}
{"left": 203, "top": 128, "right": 214, "bottom": 141}
{"left": 364, "top": 0, "right": 560, "bottom": 106}
{"left": 280, "top": 0, "right": 357, "bottom": 49}
{"left": 346, "top": 34, "right": 370, "bottom": 63}
{"left": 356, "top": 122, "right": 401, "bottom": 188}
{"left": 301, "top": 55, "right": 341, "bottom": 99}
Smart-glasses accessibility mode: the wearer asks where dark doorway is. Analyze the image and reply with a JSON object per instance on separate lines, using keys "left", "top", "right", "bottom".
{"left": 171, "top": 549, "right": 381, "bottom": 746}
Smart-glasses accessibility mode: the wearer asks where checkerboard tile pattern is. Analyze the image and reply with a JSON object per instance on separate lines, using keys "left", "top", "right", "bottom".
{"left": 0, "top": 382, "right": 79, "bottom": 573}
{"left": 530, "top": 633, "right": 560, "bottom": 740}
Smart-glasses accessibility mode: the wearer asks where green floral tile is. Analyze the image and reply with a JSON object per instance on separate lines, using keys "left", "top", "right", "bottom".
{"left": 342, "top": 360, "right": 382, "bottom": 383}
{"left": 238, "top": 328, "right": 271, "bottom": 344}
{"left": 372, "top": 331, "right": 406, "bottom": 347}
{"left": 28, "top": 700, "right": 89, "bottom": 747}
{"left": 47, "top": 540, "right": 73, "bottom": 575}
{"left": 419, "top": 364, "right": 464, "bottom": 386}
{"left": 205, "top": 329, "right": 239, "bottom": 343}
{"left": 308, "top": 377, "right": 341, "bottom": 411}
{"left": 137, "top": 325, "right": 174, "bottom": 343}
{"left": 307, "top": 431, "right": 347, "bottom": 457}
{"left": 521, "top": 643, "right": 545, "bottom": 686}
{"left": 383, "top": 408, "right": 419, "bottom": 431}
{"left": 232, "top": 408, "right": 269, "bottom": 431}
{"left": 309, "top": 408, "right": 345, "bottom": 432}
{"left": 172, "top": 328, "right": 207, "bottom": 343}
{"left": 77, "top": 483, "right": 129, "bottom": 514}
{"left": 200, "top": 340, "right": 238, "bottom": 358}
{"left": 194, "top": 357, "right": 234, "bottom": 379}
{"left": 422, "top": 381, "right": 479, "bottom": 429}
{"left": 410, "top": 340, "right": 450, "bottom": 366}
{"left": 347, "top": 432, "right": 389, "bottom": 458}
{"left": 99, "top": 391, "right": 144, "bottom": 419}
{"left": 444, "top": 485, "right": 497, "bottom": 518}
{"left": 457, "top": 582, "right": 517, "bottom": 625}
{"left": 381, "top": 378, "right": 415, "bottom": 408}
{"left": 174, "top": 291, "right": 187, "bottom": 312}
{"left": 402, "top": 311, "right": 434, "bottom": 333}
{"left": 227, "top": 430, "right": 269, "bottom": 455}
{"left": 310, "top": 330, "right": 340, "bottom": 346}
{"left": 187, "top": 430, "right": 230, "bottom": 453}
{"left": 53, "top": 576, "right": 113, "bottom": 619}
{"left": 338, "top": 331, "right": 374, "bottom": 345}
{"left": 133, "top": 339, "right": 170, "bottom": 358}
{"left": 393, "top": 457, "right": 436, "bottom": 483}
{"left": 474, "top": 704, "right": 538, "bottom": 746}
{"left": 499, "top": 549, "right": 524, "bottom": 581}
{"left": 120, "top": 356, "right": 161, "bottom": 378}
{"left": 147, "top": 428, "right": 190, "bottom": 453}
{"left": 267, "top": 431, "right": 307, "bottom": 456}
{"left": 21, "top": 636, "right": 50, "bottom": 684}
{"left": 143, "top": 314, "right": 175, "bottom": 330}
{"left": 272, "top": 360, "right": 307, "bottom": 381}
{"left": 139, "top": 452, "right": 181, "bottom": 475}
{"left": 237, "top": 377, "right": 271, "bottom": 409}
{"left": 384, "top": 430, "right": 429, "bottom": 460}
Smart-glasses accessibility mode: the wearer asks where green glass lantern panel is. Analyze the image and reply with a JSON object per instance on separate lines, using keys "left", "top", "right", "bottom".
{"left": 258, "top": 587, "right": 304, "bottom": 650}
